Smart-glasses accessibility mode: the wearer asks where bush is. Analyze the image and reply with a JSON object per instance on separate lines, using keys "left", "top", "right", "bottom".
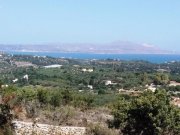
{"left": 50, "top": 92, "right": 62, "bottom": 107}
{"left": 52, "top": 106, "right": 75, "bottom": 125}
{"left": 86, "top": 124, "right": 119, "bottom": 135}
{"left": 0, "top": 104, "right": 14, "bottom": 135}
{"left": 98, "top": 89, "right": 106, "bottom": 95}
{"left": 25, "top": 101, "right": 39, "bottom": 118}
{"left": 37, "top": 89, "right": 51, "bottom": 105}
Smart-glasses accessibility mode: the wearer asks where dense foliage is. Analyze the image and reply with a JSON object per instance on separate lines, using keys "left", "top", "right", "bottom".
{"left": 111, "top": 90, "right": 180, "bottom": 135}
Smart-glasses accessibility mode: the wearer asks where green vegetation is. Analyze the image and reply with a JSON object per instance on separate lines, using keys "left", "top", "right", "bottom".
{"left": 111, "top": 90, "right": 180, "bottom": 135}
{"left": 0, "top": 54, "right": 179, "bottom": 134}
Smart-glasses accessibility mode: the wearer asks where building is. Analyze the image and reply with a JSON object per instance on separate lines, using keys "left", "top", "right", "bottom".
{"left": 44, "top": 64, "right": 62, "bottom": 69}
{"left": 169, "top": 81, "right": 180, "bottom": 87}
{"left": 105, "top": 80, "right": 112, "bottom": 85}
{"left": 87, "top": 85, "right": 93, "bottom": 89}
{"left": 171, "top": 97, "right": 180, "bottom": 108}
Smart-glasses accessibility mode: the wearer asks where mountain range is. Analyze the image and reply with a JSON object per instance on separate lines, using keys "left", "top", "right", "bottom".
{"left": 0, "top": 41, "right": 175, "bottom": 54}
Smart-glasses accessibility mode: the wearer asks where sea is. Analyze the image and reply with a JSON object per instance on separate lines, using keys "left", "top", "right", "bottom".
{"left": 7, "top": 51, "right": 180, "bottom": 64}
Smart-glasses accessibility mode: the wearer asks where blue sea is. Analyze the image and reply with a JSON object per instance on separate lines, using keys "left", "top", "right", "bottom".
{"left": 8, "top": 52, "right": 180, "bottom": 63}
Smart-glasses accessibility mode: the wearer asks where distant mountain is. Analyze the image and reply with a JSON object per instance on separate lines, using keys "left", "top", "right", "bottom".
{"left": 0, "top": 41, "right": 174, "bottom": 54}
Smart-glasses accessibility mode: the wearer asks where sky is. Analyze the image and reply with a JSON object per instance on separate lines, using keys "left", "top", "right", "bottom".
{"left": 0, "top": 0, "right": 180, "bottom": 51}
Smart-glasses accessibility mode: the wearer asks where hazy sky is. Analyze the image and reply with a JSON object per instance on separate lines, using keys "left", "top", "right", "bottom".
{"left": 0, "top": 0, "right": 180, "bottom": 51}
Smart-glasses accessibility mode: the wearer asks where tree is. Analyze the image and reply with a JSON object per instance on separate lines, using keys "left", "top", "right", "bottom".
{"left": 140, "top": 72, "right": 149, "bottom": 85}
{"left": 0, "top": 80, "right": 3, "bottom": 89}
{"left": 50, "top": 92, "right": 62, "bottom": 107}
{"left": 61, "top": 90, "right": 72, "bottom": 105}
{"left": 0, "top": 104, "right": 13, "bottom": 127}
{"left": 89, "top": 78, "right": 95, "bottom": 86}
{"left": 0, "top": 90, "right": 14, "bottom": 135}
{"left": 0, "top": 104, "right": 14, "bottom": 135}
{"left": 154, "top": 73, "right": 169, "bottom": 85}
{"left": 37, "top": 89, "right": 50, "bottom": 105}
{"left": 98, "top": 89, "right": 106, "bottom": 95}
{"left": 112, "top": 90, "right": 180, "bottom": 135}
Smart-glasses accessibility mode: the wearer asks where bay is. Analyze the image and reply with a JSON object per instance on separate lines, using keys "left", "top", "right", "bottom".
{"left": 7, "top": 51, "right": 180, "bottom": 63}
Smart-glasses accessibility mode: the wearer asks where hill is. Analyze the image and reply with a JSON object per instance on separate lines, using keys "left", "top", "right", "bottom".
{"left": 0, "top": 41, "right": 173, "bottom": 54}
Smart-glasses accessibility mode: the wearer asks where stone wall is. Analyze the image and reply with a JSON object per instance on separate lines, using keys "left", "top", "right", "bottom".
{"left": 13, "top": 121, "right": 86, "bottom": 135}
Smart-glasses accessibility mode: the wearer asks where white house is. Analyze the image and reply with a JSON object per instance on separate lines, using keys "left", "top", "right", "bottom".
{"left": 169, "top": 81, "right": 180, "bottom": 87}
{"left": 12, "top": 78, "right": 18, "bottom": 83}
{"left": 87, "top": 85, "right": 93, "bottom": 89}
{"left": 82, "top": 68, "right": 93, "bottom": 72}
{"left": 87, "top": 69, "right": 94, "bottom": 72}
{"left": 105, "top": 80, "right": 112, "bottom": 85}
{"left": 172, "top": 97, "right": 180, "bottom": 108}
{"left": 44, "top": 64, "right": 62, "bottom": 69}
{"left": 23, "top": 74, "right": 29, "bottom": 81}
{"left": 78, "top": 90, "right": 84, "bottom": 92}
{"left": 82, "top": 68, "right": 87, "bottom": 72}
{"left": 146, "top": 84, "right": 156, "bottom": 92}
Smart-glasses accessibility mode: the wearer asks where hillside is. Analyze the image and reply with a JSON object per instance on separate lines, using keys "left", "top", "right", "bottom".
{"left": 0, "top": 54, "right": 179, "bottom": 135}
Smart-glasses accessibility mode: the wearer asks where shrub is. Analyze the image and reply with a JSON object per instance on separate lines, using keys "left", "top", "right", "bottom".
{"left": 0, "top": 104, "right": 14, "bottom": 135}
{"left": 86, "top": 124, "right": 119, "bottom": 135}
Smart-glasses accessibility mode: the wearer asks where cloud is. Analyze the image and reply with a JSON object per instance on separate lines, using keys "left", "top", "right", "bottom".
{"left": 142, "top": 43, "right": 155, "bottom": 48}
